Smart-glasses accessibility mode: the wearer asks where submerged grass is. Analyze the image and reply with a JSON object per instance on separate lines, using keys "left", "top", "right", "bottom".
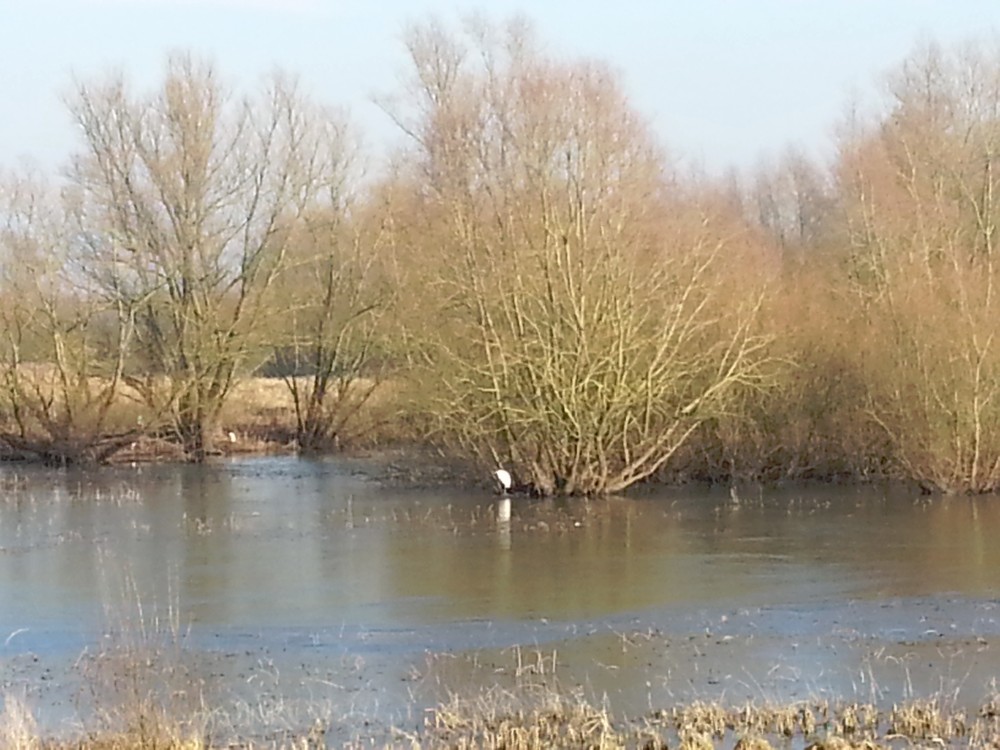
{"left": 67, "top": 573, "right": 212, "bottom": 750}
{"left": 409, "top": 692, "right": 1000, "bottom": 749}
{"left": 8, "top": 668, "right": 1000, "bottom": 749}
{"left": 5, "top": 565, "right": 1000, "bottom": 749}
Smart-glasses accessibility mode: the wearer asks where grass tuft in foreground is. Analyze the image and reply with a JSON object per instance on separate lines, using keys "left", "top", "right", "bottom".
{"left": 7, "top": 685, "right": 1000, "bottom": 748}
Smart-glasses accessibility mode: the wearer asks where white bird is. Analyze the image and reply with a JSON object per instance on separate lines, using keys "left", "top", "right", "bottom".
{"left": 227, "top": 431, "right": 237, "bottom": 443}
{"left": 494, "top": 468, "right": 513, "bottom": 493}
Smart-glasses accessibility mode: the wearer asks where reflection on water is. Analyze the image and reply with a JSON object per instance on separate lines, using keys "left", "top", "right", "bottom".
{"left": 2, "top": 458, "right": 1000, "bottom": 635}
{"left": 2, "top": 457, "right": 1000, "bottom": 730}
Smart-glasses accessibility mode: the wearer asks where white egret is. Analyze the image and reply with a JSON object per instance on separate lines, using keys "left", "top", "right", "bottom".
{"left": 494, "top": 469, "right": 513, "bottom": 524}
{"left": 494, "top": 468, "right": 513, "bottom": 493}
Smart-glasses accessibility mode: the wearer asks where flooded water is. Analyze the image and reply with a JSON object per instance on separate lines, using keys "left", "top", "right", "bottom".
{"left": 1, "top": 456, "right": 999, "bottom": 740}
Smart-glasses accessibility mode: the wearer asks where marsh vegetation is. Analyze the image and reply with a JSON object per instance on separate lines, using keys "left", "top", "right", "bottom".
{"left": 6, "top": 22, "right": 1000, "bottom": 749}
{"left": 3, "top": 21, "right": 1000, "bottom": 496}
{"left": 6, "top": 622, "right": 1000, "bottom": 749}
{"left": 3, "top": 460, "right": 1000, "bottom": 747}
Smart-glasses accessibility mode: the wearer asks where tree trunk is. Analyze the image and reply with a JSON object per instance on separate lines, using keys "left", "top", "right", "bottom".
{"left": 176, "top": 414, "right": 216, "bottom": 462}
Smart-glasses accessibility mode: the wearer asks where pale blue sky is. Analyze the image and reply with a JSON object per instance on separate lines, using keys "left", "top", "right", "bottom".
{"left": 3, "top": 0, "right": 1000, "bottom": 175}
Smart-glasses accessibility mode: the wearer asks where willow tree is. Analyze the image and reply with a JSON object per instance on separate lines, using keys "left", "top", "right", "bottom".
{"left": 68, "top": 55, "right": 348, "bottom": 460}
{"left": 837, "top": 41, "right": 1000, "bottom": 492}
{"left": 271, "top": 198, "right": 390, "bottom": 453}
{"left": 0, "top": 172, "right": 139, "bottom": 464}
{"left": 390, "top": 20, "right": 772, "bottom": 495}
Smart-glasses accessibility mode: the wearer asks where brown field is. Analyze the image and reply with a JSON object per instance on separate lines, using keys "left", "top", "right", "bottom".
{"left": 0, "top": 370, "right": 407, "bottom": 464}
{"left": 219, "top": 376, "right": 406, "bottom": 451}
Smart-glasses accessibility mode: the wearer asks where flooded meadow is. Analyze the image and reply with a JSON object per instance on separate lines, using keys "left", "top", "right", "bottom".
{"left": 1, "top": 457, "right": 999, "bottom": 745}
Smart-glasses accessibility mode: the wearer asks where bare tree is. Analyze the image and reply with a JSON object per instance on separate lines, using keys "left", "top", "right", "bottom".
{"left": 272, "top": 196, "right": 390, "bottom": 452}
{"left": 0, "top": 171, "right": 140, "bottom": 464}
{"left": 387, "top": 20, "right": 773, "bottom": 495}
{"left": 750, "top": 147, "right": 837, "bottom": 258}
{"left": 836, "top": 40, "right": 1000, "bottom": 492}
{"left": 67, "top": 55, "right": 347, "bottom": 460}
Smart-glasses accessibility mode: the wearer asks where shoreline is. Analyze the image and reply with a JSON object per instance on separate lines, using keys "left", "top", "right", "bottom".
{"left": 0, "top": 437, "right": 934, "bottom": 501}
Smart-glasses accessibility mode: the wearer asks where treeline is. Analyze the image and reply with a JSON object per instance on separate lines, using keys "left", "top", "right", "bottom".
{"left": 1, "top": 20, "right": 999, "bottom": 495}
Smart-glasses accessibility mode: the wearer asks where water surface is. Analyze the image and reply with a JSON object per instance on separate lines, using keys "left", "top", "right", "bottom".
{"left": 1, "top": 458, "right": 998, "bottom": 737}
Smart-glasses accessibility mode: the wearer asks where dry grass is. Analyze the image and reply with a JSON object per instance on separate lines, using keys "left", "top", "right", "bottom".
{"left": 0, "top": 367, "right": 405, "bottom": 463}
{"left": 220, "top": 376, "right": 406, "bottom": 451}
{"left": 418, "top": 687, "right": 622, "bottom": 749}
{"left": 67, "top": 576, "right": 211, "bottom": 750}
{"left": 0, "top": 693, "right": 41, "bottom": 750}
{"left": 406, "top": 690, "right": 1000, "bottom": 749}
{"left": 222, "top": 376, "right": 296, "bottom": 431}
{"left": 4, "top": 568, "right": 999, "bottom": 750}
{"left": 7, "top": 683, "right": 1000, "bottom": 749}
